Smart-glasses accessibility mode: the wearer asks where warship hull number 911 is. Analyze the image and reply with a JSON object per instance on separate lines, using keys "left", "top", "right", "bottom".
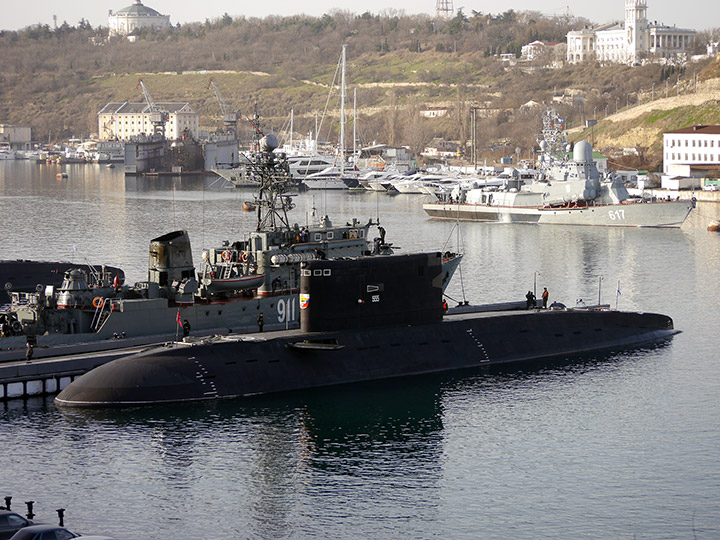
{"left": 277, "top": 297, "right": 298, "bottom": 323}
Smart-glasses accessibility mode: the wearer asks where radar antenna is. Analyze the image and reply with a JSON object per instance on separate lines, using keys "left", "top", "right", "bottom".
{"left": 537, "top": 108, "right": 568, "bottom": 171}
{"left": 238, "top": 133, "right": 297, "bottom": 232}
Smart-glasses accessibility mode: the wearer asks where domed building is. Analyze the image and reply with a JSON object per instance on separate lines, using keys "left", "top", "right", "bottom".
{"left": 108, "top": 0, "right": 171, "bottom": 36}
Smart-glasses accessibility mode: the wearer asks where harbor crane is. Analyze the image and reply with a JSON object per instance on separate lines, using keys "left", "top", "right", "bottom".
{"left": 208, "top": 78, "right": 240, "bottom": 134}
{"left": 137, "top": 79, "right": 168, "bottom": 137}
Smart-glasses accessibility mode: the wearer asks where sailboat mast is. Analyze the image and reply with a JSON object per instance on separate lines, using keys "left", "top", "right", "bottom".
{"left": 289, "top": 109, "right": 293, "bottom": 150}
{"left": 340, "top": 43, "right": 346, "bottom": 165}
{"left": 353, "top": 87, "right": 357, "bottom": 163}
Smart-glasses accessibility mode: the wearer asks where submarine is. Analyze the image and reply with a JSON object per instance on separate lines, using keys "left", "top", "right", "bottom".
{"left": 55, "top": 252, "right": 678, "bottom": 407}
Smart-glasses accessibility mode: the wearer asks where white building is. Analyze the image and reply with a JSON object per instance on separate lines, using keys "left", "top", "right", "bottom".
{"left": 108, "top": 0, "right": 171, "bottom": 36}
{"left": 521, "top": 40, "right": 566, "bottom": 63}
{"left": 567, "top": 0, "right": 695, "bottom": 64}
{"left": 98, "top": 102, "right": 199, "bottom": 141}
{"left": 663, "top": 125, "right": 720, "bottom": 176}
{"left": 420, "top": 107, "right": 449, "bottom": 118}
{"left": 0, "top": 124, "right": 32, "bottom": 152}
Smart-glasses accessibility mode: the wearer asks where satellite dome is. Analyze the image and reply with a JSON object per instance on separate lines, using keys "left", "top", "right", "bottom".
{"left": 539, "top": 140, "right": 548, "bottom": 151}
{"left": 573, "top": 141, "right": 593, "bottom": 163}
{"left": 261, "top": 134, "right": 278, "bottom": 152}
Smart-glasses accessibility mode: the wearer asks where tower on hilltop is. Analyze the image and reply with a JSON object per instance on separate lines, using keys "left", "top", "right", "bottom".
{"left": 625, "top": 0, "right": 648, "bottom": 61}
{"left": 436, "top": 0, "right": 453, "bottom": 19}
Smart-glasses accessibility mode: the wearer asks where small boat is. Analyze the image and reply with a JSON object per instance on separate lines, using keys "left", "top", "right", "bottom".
{"left": 106, "top": 163, "right": 115, "bottom": 169}
{"left": 202, "top": 272, "right": 266, "bottom": 294}
{"left": 56, "top": 172, "right": 68, "bottom": 179}
{"left": 242, "top": 201, "right": 256, "bottom": 212}
{"left": 708, "top": 220, "right": 720, "bottom": 232}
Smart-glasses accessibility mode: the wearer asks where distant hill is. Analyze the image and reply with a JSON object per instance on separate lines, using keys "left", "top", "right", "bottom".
{"left": 570, "top": 63, "right": 720, "bottom": 170}
{"left": 0, "top": 11, "right": 716, "bottom": 168}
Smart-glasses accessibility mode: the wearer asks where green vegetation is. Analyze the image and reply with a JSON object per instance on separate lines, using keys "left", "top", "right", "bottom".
{"left": 0, "top": 11, "right": 716, "bottom": 167}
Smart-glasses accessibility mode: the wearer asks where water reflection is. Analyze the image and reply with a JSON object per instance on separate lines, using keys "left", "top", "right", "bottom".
{"left": 2, "top": 161, "right": 719, "bottom": 538}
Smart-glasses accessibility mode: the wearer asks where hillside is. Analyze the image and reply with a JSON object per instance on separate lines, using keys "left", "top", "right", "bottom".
{"left": 0, "top": 11, "right": 717, "bottom": 168}
{"left": 570, "top": 67, "right": 720, "bottom": 169}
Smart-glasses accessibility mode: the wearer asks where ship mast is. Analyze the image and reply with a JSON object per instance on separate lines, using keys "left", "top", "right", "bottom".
{"left": 340, "top": 43, "right": 346, "bottom": 166}
{"left": 250, "top": 135, "right": 296, "bottom": 232}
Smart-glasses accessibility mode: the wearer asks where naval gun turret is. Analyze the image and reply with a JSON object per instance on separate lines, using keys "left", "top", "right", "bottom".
{"left": 148, "top": 230, "right": 198, "bottom": 303}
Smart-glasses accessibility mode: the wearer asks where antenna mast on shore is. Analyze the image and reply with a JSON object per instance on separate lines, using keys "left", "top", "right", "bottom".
{"left": 435, "top": 0, "right": 454, "bottom": 19}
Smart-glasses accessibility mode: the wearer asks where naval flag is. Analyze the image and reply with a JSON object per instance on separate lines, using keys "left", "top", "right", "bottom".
{"left": 176, "top": 309, "right": 182, "bottom": 325}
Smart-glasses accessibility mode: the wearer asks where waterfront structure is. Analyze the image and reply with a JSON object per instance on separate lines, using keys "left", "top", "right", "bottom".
{"left": 566, "top": 0, "right": 695, "bottom": 64}
{"left": 663, "top": 125, "right": 720, "bottom": 176}
{"left": 98, "top": 102, "right": 199, "bottom": 141}
{"left": 108, "top": 0, "right": 171, "bottom": 36}
{"left": 0, "top": 124, "right": 31, "bottom": 152}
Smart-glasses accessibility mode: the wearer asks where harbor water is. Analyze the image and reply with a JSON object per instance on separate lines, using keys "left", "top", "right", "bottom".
{"left": 1, "top": 161, "right": 719, "bottom": 539}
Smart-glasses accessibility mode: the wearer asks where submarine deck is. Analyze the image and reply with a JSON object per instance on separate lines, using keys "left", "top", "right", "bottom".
{"left": 1, "top": 304, "right": 670, "bottom": 402}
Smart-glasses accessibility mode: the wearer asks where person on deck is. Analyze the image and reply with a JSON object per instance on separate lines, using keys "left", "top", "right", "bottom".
{"left": 542, "top": 287, "right": 549, "bottom": 309}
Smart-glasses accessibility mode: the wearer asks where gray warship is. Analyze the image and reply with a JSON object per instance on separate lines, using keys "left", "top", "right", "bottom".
{"left": 424, "top": 109, "right": 694, "bottom": 227}
{"left": 0, "top": 134, "right": 463, "bottom": 362}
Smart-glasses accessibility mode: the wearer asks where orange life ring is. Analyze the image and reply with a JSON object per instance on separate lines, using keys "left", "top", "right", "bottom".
{"left": 92, "top": 297, "right": 103, "bottom": 308}
{"left": 222, "top": 250, "right": 231, "bottom": 261}
{"left": 241, "top": 252, "right": 249, "bottom": 263}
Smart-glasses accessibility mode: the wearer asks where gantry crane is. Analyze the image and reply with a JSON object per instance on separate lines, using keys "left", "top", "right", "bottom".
{"left": 208, "top": 78, "right": 240, "bottom": 134}
{"left": 137, "top": 79, "right": 168, "bottom": 137}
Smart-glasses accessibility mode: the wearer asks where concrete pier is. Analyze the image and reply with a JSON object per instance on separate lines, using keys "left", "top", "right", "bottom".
{"left": 0, "top": 345, "right": 150, "bottom": 401}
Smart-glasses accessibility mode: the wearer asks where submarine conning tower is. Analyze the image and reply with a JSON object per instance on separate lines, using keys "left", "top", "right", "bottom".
{"left": 148, "top": 230, "right": 198, "bottom": 302}
{"left": 300, "top": 252, "right": 444, "bottom": 332}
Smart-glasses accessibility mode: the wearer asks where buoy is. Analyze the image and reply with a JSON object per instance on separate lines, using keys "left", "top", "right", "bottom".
{"left": 92, "top": 297, "right": 104, "bottom": 308}
{"left": 708, "top": 220, "right": 720, "bottom": 232}
{"left": 241, "top": 252, "right": 249, "bottom": 262}
{"left": 222, "top": 250, "right": 231, "bottom": 261}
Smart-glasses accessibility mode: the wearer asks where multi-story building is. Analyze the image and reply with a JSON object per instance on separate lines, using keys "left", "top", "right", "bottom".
{"left": 663, "top": 125, "right": 720, "bottom": 176}
{"left": 520, "top": 40, "right": 567, "bottom": 63}
{"left": 97, "top": 102, "right": 199, "bottom": 141}
{"left": 567, "top": 0, "right": 695, "bottom": 64}
{"left": 108, "top": 0, "right": 171, "bottom": 36}
{"left": 0, "top": 125, "right": 32, "bottom": 152}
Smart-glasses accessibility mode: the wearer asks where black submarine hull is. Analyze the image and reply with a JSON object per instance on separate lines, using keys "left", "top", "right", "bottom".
{"left": 55, "top": 308, "right": 676, "bottom": 407}
{"left": 0, "top": 260, "right": 124, "bottom": 292}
